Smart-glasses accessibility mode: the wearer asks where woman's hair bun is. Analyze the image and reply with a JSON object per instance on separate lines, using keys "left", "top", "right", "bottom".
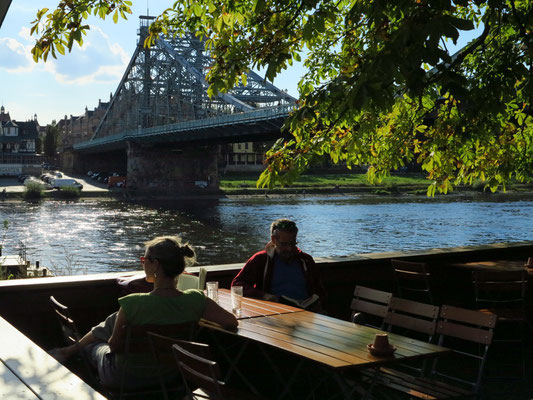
{"left": 180, "top": 244, "right": 195, "bottom": 258}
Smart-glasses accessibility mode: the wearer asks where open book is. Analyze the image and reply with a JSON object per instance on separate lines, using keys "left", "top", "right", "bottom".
{"left": 280, "top": 293, "right": 319, "bottom": 309}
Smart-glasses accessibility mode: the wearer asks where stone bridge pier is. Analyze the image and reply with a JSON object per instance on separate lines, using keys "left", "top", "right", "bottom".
{"left": 126, "top": 141, "right": 221, "bottom": 196}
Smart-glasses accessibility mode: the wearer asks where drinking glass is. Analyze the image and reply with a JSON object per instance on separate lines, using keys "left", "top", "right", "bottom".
{"left": 231, "top": 286, "right": 243, "bottom": 317}
{"left": 206, "top": 281, "right": 219, "bottom": 302}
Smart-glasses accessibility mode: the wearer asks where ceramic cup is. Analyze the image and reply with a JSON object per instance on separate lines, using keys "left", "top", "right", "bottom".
{"left": 526, "top": 257, "right": 533, "bottom": 268}
{"left": 373, "top": 333, "right": 390, "bottom": 350}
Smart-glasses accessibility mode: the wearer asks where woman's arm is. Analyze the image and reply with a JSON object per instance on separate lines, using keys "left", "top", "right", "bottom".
{"left": 108, "top": 307, "right": 128, "bottom": 353}
{"left": 201, "top": 298, "right": 238, "bottom": 329}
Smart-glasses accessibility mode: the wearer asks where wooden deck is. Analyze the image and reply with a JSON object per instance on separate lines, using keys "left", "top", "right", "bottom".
{"left": 0, "top": 241, "right": 531, "bottom": 399}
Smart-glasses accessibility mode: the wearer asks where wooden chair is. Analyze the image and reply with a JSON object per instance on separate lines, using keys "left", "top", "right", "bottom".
{"left": 350, "top": 285, "right": 392, "bottom": 329}
{"left": 369, "top": 305, "right": 497, "bottom": 399}
{"left": 109, "top": 322, "right": 197, "bottom": 400}
{"left": 49, "top": 296, "right": 102, "bottom": 389}
{"left": 361, "top": 298, "right": 439, "bottom": 381}
{"left": 472, "top": 269, "right": 528, "bottom": 380}
{"left": 172, "top": 340, "right": 258, "bottom": 400}
{"left": 384, "top": 297, "right": 439, "bottom": 341}
{"left": 178, "top": 267, "right": 207, "bottom": 291}
{"left": 391, "top": 259, "right": 434, "bottom": 304}
{"left": 147, "top": 332, "right": 212, "bottom": 400}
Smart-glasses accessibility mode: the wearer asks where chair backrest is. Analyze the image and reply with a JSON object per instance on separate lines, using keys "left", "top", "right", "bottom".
{"left": 198, "top": 267, "right": 207, "bottom": 290}
{"left": 114, "top": 323, "right": 197, "bottom": 398}
{"left": 177, "top": 268, "right": 207, "bottom": 291}
{"left": 49, "top": 296, "right": 103, "bottom": 391}
{"left": 384, "top": 297, "right": 439, "bottom": 340}
{"left": 148, "top": 332, "right": 211, "bottom": 369}
{"left": 172, "top": 341, "right": 225, "bottom": 400}
{"left": 350, "top": 285, "right": 392, "bottom": 329}
{"left": 124, "top": 322, "right": 197, "bottom": 354}
{"left": 391, "top": 259, "right": 434, "bottom": 304}
{"left": 434, "top": 305, "right": 497, "bottom": 394}
{"left": 49, "top": 295, "right": 82, "bottom": 346}
{"left": 472, "top": 270, "right": 527, "bottom": 307}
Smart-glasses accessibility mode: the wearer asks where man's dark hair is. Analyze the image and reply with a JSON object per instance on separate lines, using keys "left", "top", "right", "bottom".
{"left": 270, "top": 219, "right": 298, "bottom": 236}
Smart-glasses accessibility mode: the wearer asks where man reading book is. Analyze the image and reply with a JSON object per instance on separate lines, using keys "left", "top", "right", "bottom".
{"left": 231, "top": 218, "right": 326, "bottom": 311}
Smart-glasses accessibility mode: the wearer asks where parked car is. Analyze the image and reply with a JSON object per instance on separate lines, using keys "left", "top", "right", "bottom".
{"left": 18, "top": 174, "right": 30, "bottom": 182}
{"left": 51, "top": 178, "right": 83, "bottom": 190}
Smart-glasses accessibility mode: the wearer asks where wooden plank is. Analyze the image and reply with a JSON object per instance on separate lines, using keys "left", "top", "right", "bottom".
{"left": 271, "top": 313, "right": 448, "bottom": 356}
{"left": 449, "top": 260, "right": 527, "bottom": 272}
{"left": 0, "top": 361, "right": 39, "bottom": 399}
{"left": 235, "top": 323, "right": 351, "bottom": 368}
{"left": 241, "top": 317, "right": 378, "bottom": 364}
{"left": 0, "top": 316, "right": 106, "bottom": 400}
{"left": 266, "top": 315, "right": 428, "bottom": 359}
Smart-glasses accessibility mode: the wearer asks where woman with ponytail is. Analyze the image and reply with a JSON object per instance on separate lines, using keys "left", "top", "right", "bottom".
{"left": 49, "top": 235, "right": 237, "bottom": 390}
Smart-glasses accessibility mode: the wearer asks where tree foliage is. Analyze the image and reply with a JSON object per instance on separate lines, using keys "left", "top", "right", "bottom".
{"left": 44, "top": 124, "right": 59, "bottom": 157}
{"left": 31, "top": 0, "right": 533, "bottom": 194}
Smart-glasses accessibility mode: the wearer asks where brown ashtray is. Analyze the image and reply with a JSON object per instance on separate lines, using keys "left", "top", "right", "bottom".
{"left": 367, "top": 343, "right": 396, "bottom": 357}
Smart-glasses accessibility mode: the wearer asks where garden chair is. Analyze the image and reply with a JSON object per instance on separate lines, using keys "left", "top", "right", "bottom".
{"left": 391, "top": 259, "right": 434, "bottom": 304}
{"left": 350, "top": 285, "right": 392, "bottom": 329}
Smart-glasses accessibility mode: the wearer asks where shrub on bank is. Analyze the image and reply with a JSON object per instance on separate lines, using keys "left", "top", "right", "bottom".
{"left": 58, "top": 186, "right": 81, "bottom": 198}
{"left": 23, "top": 181, "right": 44, "bottom": 199}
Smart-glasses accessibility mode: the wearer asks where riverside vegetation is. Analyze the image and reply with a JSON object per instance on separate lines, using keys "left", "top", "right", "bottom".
{"left": 220, "top": 172, "right": 533, "bottom": 196}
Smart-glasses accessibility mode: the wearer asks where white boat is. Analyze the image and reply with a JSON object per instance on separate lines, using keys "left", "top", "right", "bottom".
{"left": 0, "top": 255, "right": 50, "bottom": 278}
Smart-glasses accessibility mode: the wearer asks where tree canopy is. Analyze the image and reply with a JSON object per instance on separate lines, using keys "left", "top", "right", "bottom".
{"left": 31, "top": 1, "right": 533, "bottom": 194}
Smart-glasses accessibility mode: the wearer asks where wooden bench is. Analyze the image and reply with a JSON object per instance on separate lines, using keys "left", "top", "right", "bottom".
{"left": 0, "top": 315, "right": 106, "bottom": 400}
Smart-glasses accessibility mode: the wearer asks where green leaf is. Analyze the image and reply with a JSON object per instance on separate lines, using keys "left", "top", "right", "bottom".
{"left": 113, "top": 10, "right": 119, "bottom": 23}
{"left": 302, "top": 22, "right": 313, "bottom": 41}
{"left": 193, "top": 4, "right": 202, "bottom": 17}
{"left": 253, "top": 0, "right": 266, "bottom": 13}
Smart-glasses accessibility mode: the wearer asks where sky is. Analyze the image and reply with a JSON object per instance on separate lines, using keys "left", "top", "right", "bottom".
{"left": 0, "top": 1, "right": 476, "bottom": 126}
{"left": 0, "top": 1, "right": 305, "bottom": 126}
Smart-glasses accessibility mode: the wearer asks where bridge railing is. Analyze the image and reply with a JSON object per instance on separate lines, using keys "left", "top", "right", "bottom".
{"left": 74, "top": 105, "right": 297, "bottom": 150}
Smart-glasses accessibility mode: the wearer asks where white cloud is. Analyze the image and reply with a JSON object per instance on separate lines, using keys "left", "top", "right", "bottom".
{"left": 18, "top": 26, "right": 32, "bottom": 41}
{"left": 46, "top": 25, "right": 130, "bottom": 85}
{"left": 0, "top": 38, "right": 35, "bottom": 73}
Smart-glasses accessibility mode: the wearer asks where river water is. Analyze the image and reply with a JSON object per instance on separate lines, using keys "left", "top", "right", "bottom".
{"left": 0, "top": 194, "right": 532, "bottom": 275}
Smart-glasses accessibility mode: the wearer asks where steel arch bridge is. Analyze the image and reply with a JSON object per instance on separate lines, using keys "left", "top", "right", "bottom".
{"left": 74, "top": 16, "right": 296, "bottom": 153}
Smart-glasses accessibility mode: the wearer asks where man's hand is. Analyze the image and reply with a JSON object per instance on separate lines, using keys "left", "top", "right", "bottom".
{"left": 262, "top": 293, "right": 280, "bottom": 302}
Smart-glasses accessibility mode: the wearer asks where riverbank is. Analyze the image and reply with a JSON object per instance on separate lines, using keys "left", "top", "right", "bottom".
{"left": 2, "top": 172, "right": 533, "bottom": 199}
{"left": 220, "top": 172, "right": 533, "bottom": 196}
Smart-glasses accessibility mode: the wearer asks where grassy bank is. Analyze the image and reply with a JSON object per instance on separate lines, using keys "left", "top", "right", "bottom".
{"left": 220, "top": 171, "right": 533, "bottom": 195}
{"left": 220, "top": 172, "right": 432, "bottom": 195}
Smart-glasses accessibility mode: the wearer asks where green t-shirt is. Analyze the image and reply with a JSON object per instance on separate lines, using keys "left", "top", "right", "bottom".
{"left": 118, "top": 289, "right": 207, "bottom": 325}
{"left": 116, "top": 289, "right": 207, "bottom": 377}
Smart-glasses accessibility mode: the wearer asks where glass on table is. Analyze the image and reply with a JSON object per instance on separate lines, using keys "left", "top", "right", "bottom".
{"left": 206, "top": 281, "right": 219, "bottom": 302}
{"left": 231, "top": 285, "right": 243, "bottom": 317}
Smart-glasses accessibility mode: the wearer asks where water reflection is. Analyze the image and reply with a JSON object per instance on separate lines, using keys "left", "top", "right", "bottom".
{"left": 0, "top": 194, "right": 532, "bottom": 274}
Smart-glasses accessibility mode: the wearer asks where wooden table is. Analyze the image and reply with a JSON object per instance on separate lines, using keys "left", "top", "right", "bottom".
{"left": 201, "top": 305, "right": 450, "bottom": 399}
{"left": 448, "top": 260, "right": 531, "bottom": 273}
{"left": 0, "top": 315, "right": 106, "bottom": 400}
{"left": 215, "top": 288, "right": 302, "bottom": 319}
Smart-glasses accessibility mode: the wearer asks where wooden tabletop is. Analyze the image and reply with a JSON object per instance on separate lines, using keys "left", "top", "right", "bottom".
{"left": 205, "top": 310, "right": 450, "bottom": 371}
{"left": 448, "top": 260, "right": 531, "bottom": 273}
{"left": 215, "top": 288, "right": 302, "bottom": 319}
{"left": 0, "top": 315, "right": 107, "bottom": 400}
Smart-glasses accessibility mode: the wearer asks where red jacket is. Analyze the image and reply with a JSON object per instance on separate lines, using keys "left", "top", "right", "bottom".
{"left": 231, "top": 248, "right": 326, "bottom": 306}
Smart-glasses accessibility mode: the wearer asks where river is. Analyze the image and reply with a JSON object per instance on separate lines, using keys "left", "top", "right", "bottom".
{"left": 0, "top": 193, "right": 532, "bottom": 275}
